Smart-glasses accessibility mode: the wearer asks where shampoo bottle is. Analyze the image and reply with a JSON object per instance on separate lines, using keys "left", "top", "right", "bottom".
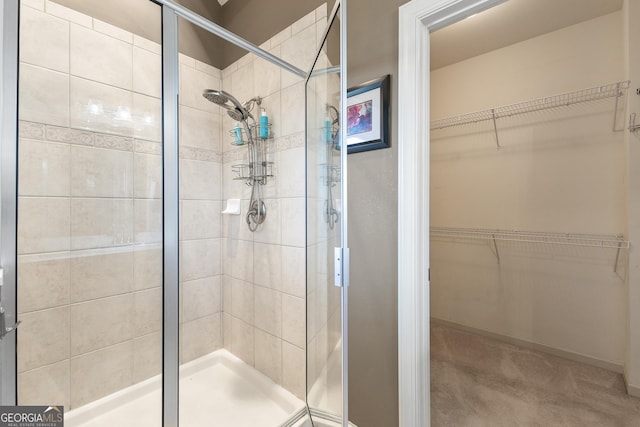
{"left": 325, "top": 116, "right": 332, "bottom": 143}
{"left": 259, "top": 109, "right": 269, "bottom": 139}
{"left": 234, "top": 124, "right": 243, "bottom": 145}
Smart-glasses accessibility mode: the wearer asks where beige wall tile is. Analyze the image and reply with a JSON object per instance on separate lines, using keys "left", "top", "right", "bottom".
{"left": 19, "top": 64, "right": 69, "bottom": 127}
{"left": 70, "top": 24, "right": 132, "bottom": 90}
{"left": 70, "top": 249, "right": 133, "bottom": 302}
{"left": 282, "top": 294, "right": 305, "bottom": 348}
{"left": 70, "top": 341, "right": 133, "bottom": 409}
{"left": 133, "top": 288, "right": 161, "bottom": 336}
{"left": 180, "top": 159, "right": 221, "bottom": 201}
{"left": 230, "top": 61, "right": 255, "bottom": 107}
{"left": 18, "top": 306, "right": 69, "bottom": 372}
{"left": 180, "top": 313, "right": 222, "bottom": 363}
{"left": 133, "top": 93, "right": 162, "bottom": 142}
{"left": 230, "top": 277, "right": 254, "bottom": 324}
{"left": 282, "top": 341, "right": 305, "bottom": 400}
{"left": 292, "top": 10, "right": 316, "bottom": 34}
{"left": 20, "top": 6, "right": 69, "bottom": 72}
{"left": 70, "top": 294, "right": 133, "bottom": 356}
{"left": 180, "top": 106, "right": 220, "bottom": 152}
{"left": 19, "top": 139, "right": 70, "bottom": 197}
{"left": 231, "top": 317, "right": 254, "bottom": 366}
{"left": 18, "top": 197, "right": 70, "bottom": 254}
{"left": 223, "top": 313, "right": 232, "bottom": 350}
{"left": 93, "top": 19, "right": 132, "bottom": 43}
{"left": 22, "top": 0, "right": 45, "bottom": 11}
{"left": 133, "top": 332, "right": 162, "bottom": 383}
{"left": 18, "top": 253, "right": 70, "bottom": 313}
{"left": 254, "top": 329, "right": 282, "bottom": 385}
{"left": 278, "top": 148, "right": 305, "bottom": 197}
{"left": 181, "top": 239, "right": 221, "bottom": 281}
{"left": 70, "top": 145, "right": 133, "bottom": 197}
{"left": 182, "top": 276, "right": 221, "bottom": 322}
{"left": 223, "top": 275, "right": 232, "bottom": 313}
{"left": 281, "top": 198, "right": 305, "bottom": 247}
{"left": 252, "top": 198, "right": 281, "bottom": 245}
{"left": 133, "top": 46, "right": 161, "bottom": 98}
{"left": 134, "top": 153, "right": 162, "bottom": 199}
{"left": 18, "top": 360, "right": 69, "bottom": 408}
{"left": 70, "top": 198, "right": 134, "bottom": 249}
{"left": 253, "top": 243, "right": 282, "bottom": 291}
{"left": 181, "top": 200, "right": 221, "bottom": 240}
{"left": 180, "top": 64, "right": 220, "bottom": 113}
{"left": 195, "top": 60, "right": 221, "bottom": 78}
{"left": 280, "top": 83, "right": 305, "bottom": 136}
{"left": 134, "top": 246, "right": 162, "bottom": 291}
{"left": 70, "top": 76, "right": 133, "bottom": 136}
{"left": 45, "top": 1, "right": 92, "bottom": 27}
{"left": 135, "top": 199, "right": 162, "bottom": 244}
{"left": 134, "top": 35, "right": 160, "bottom": 55}
{"left": 254, "top": 55, "right": 281, "bottom": 99}
{"left": 282, "top": 245, "right": 305, "bottom": 298}
{"left": 224, "top": 238, "right": 254, "bottom": 282}
{"left": 254, "top": 286, "right": 282, "bottom": 337}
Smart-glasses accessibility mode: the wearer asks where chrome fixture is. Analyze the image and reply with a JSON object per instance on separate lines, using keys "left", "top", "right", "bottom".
{"left": 325, "top": 104, "right": 340, "bottom": 230}
{"left": 203, "top": 89, "right": 270, "bottom": 232}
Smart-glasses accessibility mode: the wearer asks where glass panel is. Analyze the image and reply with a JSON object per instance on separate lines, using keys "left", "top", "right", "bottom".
{"left": 306, "top": 7, "right": 345, "bottom": 424}
{"left": 16, "top": 1, "right": 162, "bottom": 424}
{"left": 176, "top": 10, "right": 316, "bottom": 425}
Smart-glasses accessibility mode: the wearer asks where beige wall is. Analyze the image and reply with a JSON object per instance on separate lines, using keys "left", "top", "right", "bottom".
{"left": 346, "top": 0, "right": 409, "bottom": 426}
{"left": 623, "top": 0, "right": 640, "bottom": 395}
{"left": 430, "top": 12, "right": 626, "bottom": 366}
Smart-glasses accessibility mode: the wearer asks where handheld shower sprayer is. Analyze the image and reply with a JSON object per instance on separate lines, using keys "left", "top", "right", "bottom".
{"left": 203, "top": 89, "right": 267, "bottom": 232}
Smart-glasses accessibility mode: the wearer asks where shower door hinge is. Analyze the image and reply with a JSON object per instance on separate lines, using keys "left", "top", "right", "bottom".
{"left": 334, "top": 247, "right": 350, "bottom": 287}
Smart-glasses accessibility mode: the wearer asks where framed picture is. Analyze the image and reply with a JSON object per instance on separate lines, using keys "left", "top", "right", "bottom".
{"left": 346, "top": 75, "right": 390, "bottom": 154}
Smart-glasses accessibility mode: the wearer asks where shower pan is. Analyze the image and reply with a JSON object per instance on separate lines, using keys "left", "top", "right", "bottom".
{"left": 0, "top": 0, "right": 348, "bottom": 426}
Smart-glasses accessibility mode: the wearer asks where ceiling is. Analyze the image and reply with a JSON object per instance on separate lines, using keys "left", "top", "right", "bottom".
{"left": 430, "top": 0, "right": 623, "bottom": 70}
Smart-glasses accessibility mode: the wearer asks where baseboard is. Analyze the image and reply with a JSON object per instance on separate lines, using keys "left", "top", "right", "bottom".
{"left": 431, "top": 317, "right": 624, "bottom": 374}
{"left": 623, "top": 369, "right": 640, "bottom": 398}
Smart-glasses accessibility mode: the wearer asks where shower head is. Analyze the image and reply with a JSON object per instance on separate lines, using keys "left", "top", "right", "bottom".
{"left": 202, "top": 89, "right": 251, "bottom": 122}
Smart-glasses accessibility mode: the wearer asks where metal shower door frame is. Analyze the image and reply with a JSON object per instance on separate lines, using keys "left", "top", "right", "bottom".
{"left": 0, "top": 0, "right": 20, "bottom": 407}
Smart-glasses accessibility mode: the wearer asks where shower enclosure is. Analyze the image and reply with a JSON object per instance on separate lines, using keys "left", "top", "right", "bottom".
{"left": 0, "top": 0, "right": 348, "bottom": 425}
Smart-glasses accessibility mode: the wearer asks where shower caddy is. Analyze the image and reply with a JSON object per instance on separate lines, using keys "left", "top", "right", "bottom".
{"left": 229, "top": 117, "right": 273, "bottom": 230}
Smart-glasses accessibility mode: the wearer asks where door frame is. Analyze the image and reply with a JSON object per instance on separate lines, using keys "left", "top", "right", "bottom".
{"left": 397, "top": 0, "right": 506, "bottom": 425}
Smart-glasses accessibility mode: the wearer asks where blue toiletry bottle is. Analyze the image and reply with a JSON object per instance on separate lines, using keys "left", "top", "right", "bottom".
{"left": 234, "top": 124, "right": 243, "bottom": 145}
{"left": 260, "top": 109, "right": 269, "bottom": 139}
{"left": 325, "top": 116, "right": 332, "bottom": 143}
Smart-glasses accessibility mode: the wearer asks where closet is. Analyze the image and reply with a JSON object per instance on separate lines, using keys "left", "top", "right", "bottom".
{"left": 429, "top": 8, "right": 627, "bottom": 370}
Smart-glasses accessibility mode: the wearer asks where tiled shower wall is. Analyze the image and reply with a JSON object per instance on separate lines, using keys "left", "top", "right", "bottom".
{"left": 16, "top": 0, "right": 327, "bottom": 410}
{"left": 220, "top": 6, "right": 328, "bottom": 400}
{"left": 16, "top": 0, "right": 223, "bottom": 409}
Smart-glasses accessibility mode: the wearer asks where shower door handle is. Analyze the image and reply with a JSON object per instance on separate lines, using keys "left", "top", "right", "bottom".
{"left": 0, "top": 269, "right": 20, "bottom": 340}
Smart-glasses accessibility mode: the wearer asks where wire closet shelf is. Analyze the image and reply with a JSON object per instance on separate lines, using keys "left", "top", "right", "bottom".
{"left": 430, "top": 227, "right": 628, "bottom": 272}
{"left": 430, "top": 227, "right": 628, "bottom": 249}
{"left": 430, "top": 80, "right": 631, "bottom": 131}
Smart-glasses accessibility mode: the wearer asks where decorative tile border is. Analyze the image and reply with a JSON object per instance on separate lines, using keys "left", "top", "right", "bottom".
{"left": 180, "top": 146, "right": 222, "bottom": 163}
{"left": 19, "top": 121, "right": 45, "bottom": 140}
{"left": 276, "top": 132, "right": 304, "bottom": 151}
{"left": 46, "top": 125, "right": 94, "bottom": 146}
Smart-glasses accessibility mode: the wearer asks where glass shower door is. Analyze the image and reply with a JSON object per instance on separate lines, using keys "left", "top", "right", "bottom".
{"left": 305, "top": 3, "right": 348, "bottom": 425}
{"left": 14, "top": 1, "right": 163, "bottom": 424}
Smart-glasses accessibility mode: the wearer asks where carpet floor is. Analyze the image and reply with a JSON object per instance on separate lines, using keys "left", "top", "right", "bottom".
{"left": 431, "top": 322, "right": 640, "bottom": 426}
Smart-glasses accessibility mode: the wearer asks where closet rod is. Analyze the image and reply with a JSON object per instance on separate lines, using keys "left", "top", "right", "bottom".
{"left": 430, "top": 80, "right": 630, "bottom": 131}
